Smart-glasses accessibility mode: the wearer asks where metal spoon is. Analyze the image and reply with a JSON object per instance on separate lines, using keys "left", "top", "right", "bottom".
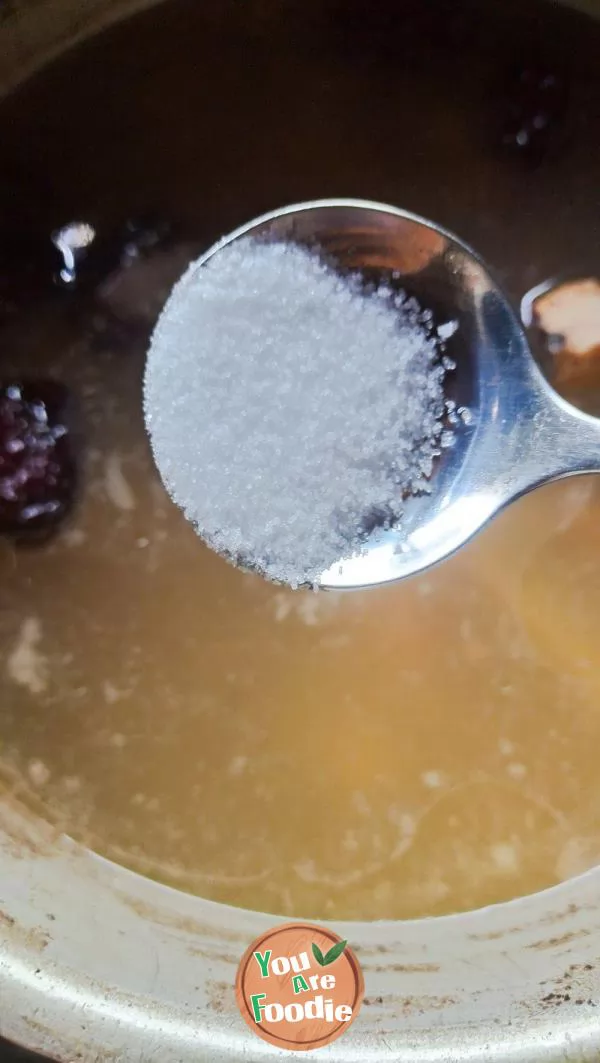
{"left": 178, "top": 198, "right": 600, "bottom": 591}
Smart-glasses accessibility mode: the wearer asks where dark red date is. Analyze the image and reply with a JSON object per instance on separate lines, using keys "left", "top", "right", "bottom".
{"left": 0, "top": 381, "right": 76, "bottom": 540}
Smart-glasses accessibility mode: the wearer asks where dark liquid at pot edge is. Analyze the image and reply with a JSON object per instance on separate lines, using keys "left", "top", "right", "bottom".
{"left": 0, "top": 0, "right": 599, "bottom": 922}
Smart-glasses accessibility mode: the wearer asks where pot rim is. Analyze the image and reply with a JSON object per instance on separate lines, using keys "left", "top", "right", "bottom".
{"left": 3, "top": 790, "right": 600, "bottom": 1061}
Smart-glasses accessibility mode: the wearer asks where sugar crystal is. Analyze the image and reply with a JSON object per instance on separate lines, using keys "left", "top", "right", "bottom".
{"left": 144, "top": 238, "right": 451, "bottom": 587}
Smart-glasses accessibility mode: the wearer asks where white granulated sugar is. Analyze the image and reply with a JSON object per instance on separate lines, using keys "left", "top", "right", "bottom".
{"left": 144, "top": 238, "right": 450, "bottom": 587}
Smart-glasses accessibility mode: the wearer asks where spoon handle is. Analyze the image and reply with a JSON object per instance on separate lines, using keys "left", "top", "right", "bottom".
{"left": 490, "top": 365, "right": 600, "bottom": 511}
{"left": 485, "top": 274, "right": 600, "bottom": 504}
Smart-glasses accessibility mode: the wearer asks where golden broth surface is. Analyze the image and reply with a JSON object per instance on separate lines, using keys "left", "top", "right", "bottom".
{"left": 1, "top": 0, "right": 600, "bottom": 921}
{"left": 1, "top": 326, "right": 600, "bottom": 920}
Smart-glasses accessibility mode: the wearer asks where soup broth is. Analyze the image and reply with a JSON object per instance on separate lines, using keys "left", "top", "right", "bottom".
{"left": 0, "top": 0, "right": 599, "bottom": 920}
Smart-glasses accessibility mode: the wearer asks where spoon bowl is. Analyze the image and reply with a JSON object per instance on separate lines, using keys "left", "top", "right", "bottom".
{"left": 166, "top": 199, "right": 600, "bottom": 590}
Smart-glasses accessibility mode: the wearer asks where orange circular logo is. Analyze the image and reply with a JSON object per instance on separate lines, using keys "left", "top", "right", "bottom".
{"left": 235, "top": 922, "right": 364, "bottom": 1051}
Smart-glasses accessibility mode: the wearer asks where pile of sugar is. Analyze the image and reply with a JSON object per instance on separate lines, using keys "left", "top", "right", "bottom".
{"left": 144, "top": 238, "right": 450, "bottom": 587}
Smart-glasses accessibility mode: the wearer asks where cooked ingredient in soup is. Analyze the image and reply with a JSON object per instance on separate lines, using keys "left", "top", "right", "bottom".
{"left": 0, "top": 380, "right": 76, "bottom": 539}
{"left": 145, "top": 237, "right": 452, "bottom": 587}
{"left": 535, "top": 279, "right": 600, "bottom": 375}
{"left": 530, "top": 278, "right": 600, "bottom": 417}
{"left": 0, "top": 0, "right": 599, "bottom": 923}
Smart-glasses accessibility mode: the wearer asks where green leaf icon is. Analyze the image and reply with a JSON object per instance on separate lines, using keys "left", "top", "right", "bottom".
{"left": 312, "top": 942, "right": 326, "bottom": 966}
{"left": 323, "top": 940, "right": 347, "bottom": 966}
{"left": 312, "top": 939, "right": 348, "bottom": 966}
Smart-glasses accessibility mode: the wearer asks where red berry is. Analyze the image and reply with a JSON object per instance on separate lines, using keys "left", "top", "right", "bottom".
{"left": 0, "top": 381, "right": 76, "bottom": 540}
